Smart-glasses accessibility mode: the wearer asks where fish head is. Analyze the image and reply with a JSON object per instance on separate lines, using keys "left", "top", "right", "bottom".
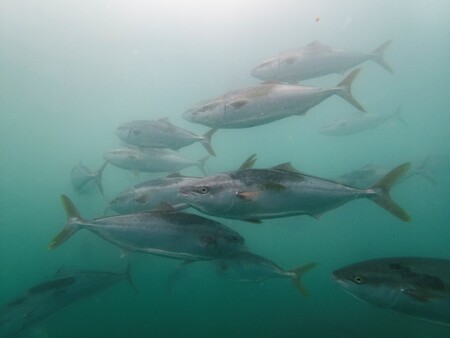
{"left": 214, "top": 228, "right": 246, "bottom": 256}
{"left": 251, "top": 56, "right": 280, "bottom": 81}
{"left": 333, "top": 259, "right": 407, "bottom": 309}
{"left": 319, "top": 119, "right": 351, "bottom": 136}
{"left": 109, "top": 189, "right": 137, "bottom": 214}
{"left": 183, "top": 98, "right": 224, "bottom": 127}
{"left": 115, "top": 123, "right": 140, "bottom": 143}
{"left": 178, "top": 174, "right": 238, "bottom": 216}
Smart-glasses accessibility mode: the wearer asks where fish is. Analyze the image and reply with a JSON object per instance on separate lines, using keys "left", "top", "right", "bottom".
{"left": 0, "top": 264, "right": 134, "bottom": 338}
{"left": 103, "top": 147, "right": 208, "bottom": 175}
{"left": 108, "top": 173, "right": 198, "bottom": 214}
{"left": 213, "top": 251, "right": 317, "bottom": 296}
{"left": 251, "top": 40, "right": 392, "bottom": 83}
{"left": 115, "top": 118, "right": 217, "bottom": 156}
{"left": 108, "top": 154, "right": 258, "bottom": 214}
{"left": 70, "top": 162, "right": 107, "bottom": 196}
{"left": 178, "top": 162, "right": 411, "bottom": 222}
{"left": 49, "top": 195, "right": 245, "bottom": 261}
{"left": 333, "top": 257, "right": 450, "bottom": 327}
{"left": 168, "top": 251, "right": 317, "bottom": 297}
{"left": 415, "top": 155, "right": 450, "bottom": 179}
{"left": 183, "top": 68, "right": 365, "bottom": 129}
{"left": 337, "top": 160, "right": 438, "bottom": 189}
{"left": 319, "top": 107, "right": 406, "bottom": 136}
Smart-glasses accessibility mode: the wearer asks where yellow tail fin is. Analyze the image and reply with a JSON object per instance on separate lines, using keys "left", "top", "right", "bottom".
{"left": 48, "top": 195, "right": 83, "bottom": 250}
{"left": 289, "top": 262, "right": 318, "bottom": 297}
{"left": 368, "top": 162, "right": 411, "bottom": 222}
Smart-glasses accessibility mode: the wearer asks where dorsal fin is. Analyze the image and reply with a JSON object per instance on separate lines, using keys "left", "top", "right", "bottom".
{"left": 158, "top": 117, "right": 171, "bottom": 124}
{"left": 270, "top": 162, "right": 302, "bottom": 173}
{"left": 306, "top": 40, "right": 331, "bottom": 51}
{"left": 238, "top": 154, "right": 257, "bottom": 170}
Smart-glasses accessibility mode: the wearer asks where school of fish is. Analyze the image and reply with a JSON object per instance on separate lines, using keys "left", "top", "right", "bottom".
{"left": 2, "top": 39, "right": 449, "bottom": 337}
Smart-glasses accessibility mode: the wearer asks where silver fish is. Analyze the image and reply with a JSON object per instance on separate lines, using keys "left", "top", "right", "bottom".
{"left": 214, "top": 251, "right": 316, "bottom": 296}
{"left": 251, "top": 40, "right": 392, "bottom": 83}
{"left": 178, "top": 162, "right": 411, "bottom": 222}
{"left": 183, "top": 69, "right": 365, "bottom": 129}
{"left": 0, "top": 264, "right": 133, "bottom": 338}
{"left": 333, "top": 257, "right": 450, "bottom": 327}
{"left": 169, "top": 251, "right": 316, "bottom": 297}
{"left": 103, "top": 147, "right": 208, "bottom": 175}
{"left": 319, "top": 107, "right": 406, "bottom": 136}
{"left": 115, "top": 118, "right": 217, "bottom": 156}
{"left": 70, "top": 162, "right": 107, "bottom": 196}
{"left": 108, "top": 154, "right": 257, "bottom": 214}
{"left": 108, "top": 173, "right": 198, "bottom": 214}
{"left": 337, "top": 160, "right": 437, "bottom": 189}
{"left": 49, "top": 195, "right": 245, "bottom": 261}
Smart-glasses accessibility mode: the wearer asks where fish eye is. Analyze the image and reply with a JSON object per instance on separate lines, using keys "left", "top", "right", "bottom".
{"left": 198, "top": 186, "right": 209, "bottom": 194}
{"left": 132, "top": 129, "right": 141, "bottom": 136}
{"left": 111, "top": 198, "right": 120, "bottom": 204}
{"left": 353, "top": 275, "right": 364, "bottom": 284}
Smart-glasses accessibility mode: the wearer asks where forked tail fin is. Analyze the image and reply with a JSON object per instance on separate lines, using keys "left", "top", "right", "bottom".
{"left": 48, "top": 195, "right": 84, "bottom": 250}
{"left": 124, "top": 261, "right": 138, "bottom": 293}
{"left": 335, "top": 68, "right": 366, "bottom": 112}
{"left": 371, "top": 40, "right": 394, "bottom": 74}
{"left": 201, "top": 129, "right": 218, "bottom": 156}
{"left": 197, "top": 155, "right": 210, "bottom": 176}
{"left": 95, "top": 161, "right": 108, "bottom": 196}
{"left": 368, "top": 162, "right": 411, "bottom": 222}
{"left": 289, "top": 262, "right": 318, "bottom": 297}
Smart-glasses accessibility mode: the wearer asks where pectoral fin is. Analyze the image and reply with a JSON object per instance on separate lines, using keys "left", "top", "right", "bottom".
{"left": 236, "top": 191, "right": 261, "bottom": 200}
{"left": 228, "top": 99, "right": 249, "bottom": 110}
{"left": 200, "top": 235, "right": 216, "bottom": 246}
{"left": 403, "top": 288, "right": 444, "bottom": 302}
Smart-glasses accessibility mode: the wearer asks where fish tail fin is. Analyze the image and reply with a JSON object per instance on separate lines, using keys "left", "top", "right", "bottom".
{"left": 367, "top": 162, "right": 411, "bottom": 222}
{"left": 124, "top": 261, "right": 138, "bottom": 293}
{"left": 289, "top": 262, "right": 318, "bottom": 297}
{"left": 371, "top": 40, "right": 394, "bottom": 74}
{"left": 95, "top": 161, "right": 108, "bottom": 196}
{"left": 335, "top": 68, "right": 366, "bottom": 112}
{"left": 392, "top": 106, "right": 407, "bottom": 126}
{"left": 197, "top": 155, "right": 210, "bottom": 176}
{"left": 48, "top": 195, "right": 84, "bottom": 250}
{"left": 201, "top": 129, "right": 218, "bottom": 156}
{"left": 412, "top": 156, "right": 436, "bottom": 185}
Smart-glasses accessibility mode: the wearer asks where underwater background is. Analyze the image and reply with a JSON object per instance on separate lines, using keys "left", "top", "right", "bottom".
{"left": 1, "top": 0, "right": 449, "bottom": 337}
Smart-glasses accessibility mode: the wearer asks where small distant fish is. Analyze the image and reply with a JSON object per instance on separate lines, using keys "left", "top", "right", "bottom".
{"left": 183, "top": 69, "right": 365, "bottom": 129}
{"left": 49, "top": 195, "right": 245, "bottom": 261}
{"left": 214, "top": 251, "right": 317, "bottom": 296}
{"left": 115, "top": 118, "right": 217, "bottom": 156}
{"left": 178, "top": 162, "right": 411, "bottom": 222}
{"left": 337, "top": 159, "right": 440, "bottom": 189}
{"left": 319, "top": 107, "right": 406, "bottom": 136}
{"left": 333, "top": 257, "right": 450, "bottom": 327}
{"left": 108, "top": 154, "right": 258, "bottom": 214}
{"left": 251, "top": 40, "right": 392, "bottom": 83}
{"left": 70, "top": 162, "right": 107, "bottom": 196}
{"left": 0, "top": 264, "right": 134, "bottom": 338}
{"left": 103, "top": 147, "right": 208, "bottom": 175}
{"left": 415, "top": 155, "right": 450, "bottom": 178}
